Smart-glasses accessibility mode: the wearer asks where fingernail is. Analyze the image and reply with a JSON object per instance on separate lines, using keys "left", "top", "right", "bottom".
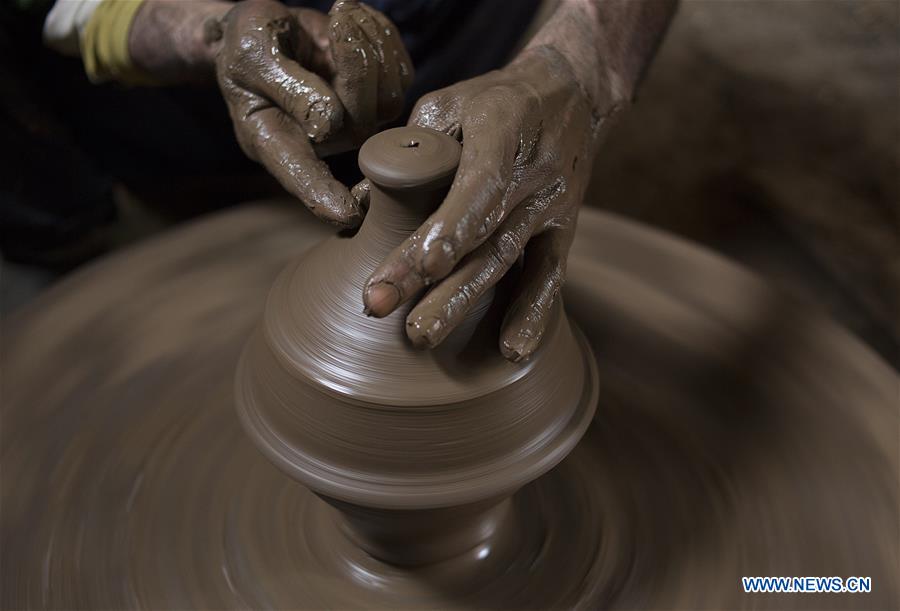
{"left": 406, "top": 316, "right": 443, "bottom": 348}
{"left": 317, "top": 189, "right": 363, "bottom": 229}
{"left": 304, "top": 97, "right": 339, "bottom": 142}
{"left": 351, "top": 181, "right": 370, "bottom": 213}
{"left": 364, "top": 282, "right": 400, "bottom": 317}
{"left": 422, "top": 238, "right": 456, "bottom": 279}
{"left": 501, "top": 337, "right": 535, "bottom": 363}
{"left": 344, "top": 195, "right": 365, "bottom": 227}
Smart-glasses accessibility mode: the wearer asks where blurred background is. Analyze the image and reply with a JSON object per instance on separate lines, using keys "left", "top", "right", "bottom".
{"left": 1, "top": 0, "right": 897, "bottom": 367}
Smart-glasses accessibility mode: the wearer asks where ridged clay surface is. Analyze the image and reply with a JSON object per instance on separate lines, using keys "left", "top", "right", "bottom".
{"left": 235, "top": 127, "right": 597, "bottom": 515}
{"left": 1, "top": 203, "right": 897, "bottom": 609}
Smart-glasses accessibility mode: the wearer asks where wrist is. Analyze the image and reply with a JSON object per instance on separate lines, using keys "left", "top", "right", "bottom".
{"left": 511, "top": 44, "right": 627, "bottom": 124}
{"left": 518, "top": 6, "right": 630, "bottom": 118}
{"left": 129, "top": 0, "right": 231, "bottom": 83}
{"left": 523, "top": 0, "right": 678, "bottom": 109}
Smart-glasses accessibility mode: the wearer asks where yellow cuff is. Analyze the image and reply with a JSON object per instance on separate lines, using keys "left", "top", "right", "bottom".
{"left": 81, "top": 0, "right": 157, "bottom": 85}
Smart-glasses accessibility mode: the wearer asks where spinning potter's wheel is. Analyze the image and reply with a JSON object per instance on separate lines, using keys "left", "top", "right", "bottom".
{"left": 2, "top": 129, "right": 898, "bottom": 609}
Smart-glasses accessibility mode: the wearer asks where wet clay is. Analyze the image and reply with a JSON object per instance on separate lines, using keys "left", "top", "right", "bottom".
{"left": 356, "top": 0, "right": 678, "bottom": 362}
{"left": 2, "top": 208, "right": 898, "bottom": 606}
{"left": 362, "top": 50, "right": 603, "bottom": 359}
{"left": 235, "top": 126, "right": 598, "bottom": 567}
{"left": 140, "top": 0, "right": 414, "bottom": 227}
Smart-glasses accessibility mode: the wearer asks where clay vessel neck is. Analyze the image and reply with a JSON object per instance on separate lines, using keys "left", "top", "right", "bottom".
{"left": 354, "top": 125, "right": 462, "bottom": 258}
{"left": 234, "top": 126, "right": 599, "bottom": 573}
{"left": 355, "top": 184, "right": 447, "bottom": 260}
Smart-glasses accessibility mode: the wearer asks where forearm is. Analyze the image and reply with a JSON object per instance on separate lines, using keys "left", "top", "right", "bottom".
{"left": 128, "top": 0, "right": 232, "bottom": 83}
{"left": 522, "top": 0, "right": 678, "bottom": 111}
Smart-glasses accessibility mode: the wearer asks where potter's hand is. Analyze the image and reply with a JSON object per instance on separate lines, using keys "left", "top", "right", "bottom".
{"left": 209, "top": 0, "right": 412, "bottom": 227}
{"left": 127, "top": 0, "right": 411, "bottom": 227}
{"left": 361, "top": 0, "right": 676, "bottom": 361}
{"left": 362, "top": 49, "right": 611, "bottom": 361}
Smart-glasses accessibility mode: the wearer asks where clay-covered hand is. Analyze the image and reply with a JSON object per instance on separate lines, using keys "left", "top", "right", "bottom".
{"left": 209, "top": 0, "right": 412, "bottom": 227}
{"left": 363, "top": 48, "right": 617, "bottom": 361}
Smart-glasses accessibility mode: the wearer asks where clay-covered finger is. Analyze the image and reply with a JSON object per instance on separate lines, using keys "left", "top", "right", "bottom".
{"left": 250, "top": 58, "right": 343, "bottom": 143}
{"left": 362, "top": 128, "right": 517, "bottom": 318}
{"left": 404, "top": 206, "right": 539, "bottom": 349}
{"left": 329, "top": 1, "right": 379, "bottom": 142}
{"left": 348, "top": 5, "right": 398, "bottom": 117}
{"left": 372, "top": 9, "right": 413, "bottom": 94}
{"left": 408, "top": 90, "right": 462, "bottom": 135}
{"left": 221, "top": 85, "right": 266, "bottom": 161}
{"left": 351, "top": 179, "right": 371, "bottom": 214}
{"left": 241, "top": 106, "right": 362, "bottom": 227}
{"left": 361, "top": 3, "right": 413, "bottom": 91}
{"left": 218, "top": 2, "right": 343, "bottom": 143}
{"left": 363, "top": 246, "right": 426, "bottom": 318}
{"left": 357, "top": 3, "right": 412, "bottom": 121}
{"left": 499, "top": 226, "right": 575, "bottom": 362}
{"left": 409, "top": 117, "right": 520, "bottom": 282}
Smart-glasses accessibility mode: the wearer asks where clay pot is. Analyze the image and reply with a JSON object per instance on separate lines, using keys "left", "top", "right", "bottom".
{"left": 234, "top": 126, "right": 598, "bottom": 565}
